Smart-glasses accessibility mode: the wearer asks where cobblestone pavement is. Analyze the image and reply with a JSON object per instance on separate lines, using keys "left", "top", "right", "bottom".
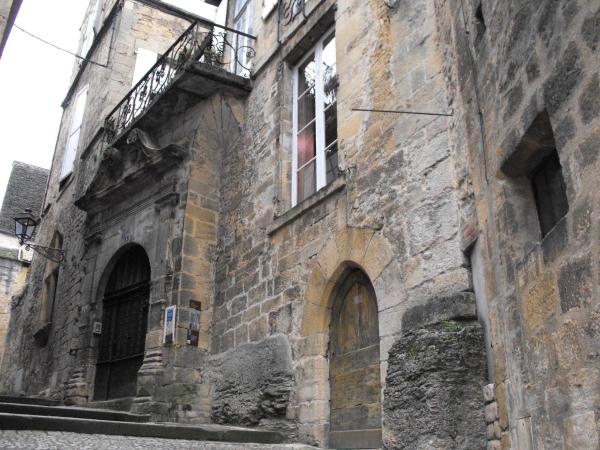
{"left": 0, "top": 431, "right": 318, "bottom": 450}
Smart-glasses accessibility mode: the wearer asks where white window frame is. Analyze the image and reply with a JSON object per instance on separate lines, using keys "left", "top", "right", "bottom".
{"left": 291, "top": 29, "right": 336, "bottom": 207}
{"left": 60, "top": 86, "right": 88, "bottom": 181}
{"left": 233, "top": 0, "right": 253, "bottom": 76}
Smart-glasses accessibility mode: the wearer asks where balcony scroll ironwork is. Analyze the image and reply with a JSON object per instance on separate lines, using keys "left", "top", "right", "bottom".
{"left": 279, "top": 0, "right": 305, "bottom": 26}
{"left": 104, "top": 20, "right": 256, "bottom": 144}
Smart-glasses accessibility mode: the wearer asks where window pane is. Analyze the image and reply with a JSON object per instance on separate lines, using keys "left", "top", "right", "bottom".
{"left": 324, "top": 101, "right": 337, "bottom": 147}
{"left": 322, "top": 34, "right": 337, "bottom": 108}
{"left": 234, "top": 0, "right": 248, "bottom": 16}
{"left": 297, "top": 159, "right": 316, "bottom": 202}
{"left": 326, "top": 142, "right": 338, "bottom": 185}
{"left": 298, "top": 90, "right": 315, "bottom": 131}
{"left": 297, "top": 122, "right": 316, "bottom": 167}
{"left": 298, "top": 55, "right": 316, "bottom": 95}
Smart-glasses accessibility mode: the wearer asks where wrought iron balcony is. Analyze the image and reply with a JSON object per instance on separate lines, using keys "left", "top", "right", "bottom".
{"left": 104, "top": 20, "right": 256, "bottom": 144}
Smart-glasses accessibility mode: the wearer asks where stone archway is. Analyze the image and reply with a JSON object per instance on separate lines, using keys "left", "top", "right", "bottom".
{"left": 297, "top": 227, "right": 394, "bottom": 447}
{"left": 93, "top": 244, "right": 150, "bottom": 400}
{"left": 329, "top": 269, "right": 382, "bottom": 448}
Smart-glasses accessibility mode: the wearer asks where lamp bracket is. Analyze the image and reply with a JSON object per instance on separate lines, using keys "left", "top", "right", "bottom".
{"left": 22, "top": 242, "right": 66, "bottom": 263}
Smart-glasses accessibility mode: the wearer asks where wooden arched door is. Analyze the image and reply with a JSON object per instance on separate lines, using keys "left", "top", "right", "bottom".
{"left": 329, "top": 270, "right": 382, "bottom": 448}
{"left": 94, "top": 245, "right": 150, "bottom": 400}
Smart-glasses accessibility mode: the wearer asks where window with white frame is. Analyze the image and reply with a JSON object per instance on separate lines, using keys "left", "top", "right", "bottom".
{"left": 292, "top": 30, "right": 338, "bottom": 206}
{"left": 233, "top": 0, "right": 253, "bottom": 77}
{"left": 60, "top": 86, "right": 88, "bottom": 181}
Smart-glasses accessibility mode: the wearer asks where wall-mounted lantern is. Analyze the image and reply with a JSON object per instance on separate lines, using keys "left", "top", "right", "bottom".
{"left": 13, "top": 209, "right": 66, "bottom": 263}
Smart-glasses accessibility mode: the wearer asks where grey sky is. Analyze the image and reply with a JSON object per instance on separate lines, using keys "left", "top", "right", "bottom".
{"left": 0, "top": 0, "right": 217, "bottom": 209}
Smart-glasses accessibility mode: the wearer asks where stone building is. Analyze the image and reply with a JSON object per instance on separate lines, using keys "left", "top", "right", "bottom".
{"left": 0, "top": 0, "right": 22, "bottom": 59}
{"left": 0, "top": 0, "right": 598, "bottom": 449}
{"left": 0, "top": 162, "right": 48, "bottom": 368}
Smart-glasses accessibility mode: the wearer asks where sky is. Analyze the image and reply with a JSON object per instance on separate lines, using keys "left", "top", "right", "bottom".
{"left": 0, "top": 0, "right": 217, "bottom": 208}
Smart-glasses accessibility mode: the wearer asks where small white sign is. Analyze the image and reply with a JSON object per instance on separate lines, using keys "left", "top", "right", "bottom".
{"left": 92, "top": 321, "right": 102, "bottom": 335}
{"left": 164, "top": 305, "right": 176, "bottom": 344}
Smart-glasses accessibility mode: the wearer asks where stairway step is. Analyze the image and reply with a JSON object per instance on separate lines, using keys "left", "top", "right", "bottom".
{"left": 0, "top": 413, "right": 285, "bottom": 444}
{"left": 0, "top": 395, "right": 60, "bottom": 406}
{"left": 0, "top": 402, "right": 150, "bottom": 422}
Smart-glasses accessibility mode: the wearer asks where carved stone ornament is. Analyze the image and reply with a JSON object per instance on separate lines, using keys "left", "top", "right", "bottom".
{"left": 75, "top": 128, "right": 187, "bottom": 215}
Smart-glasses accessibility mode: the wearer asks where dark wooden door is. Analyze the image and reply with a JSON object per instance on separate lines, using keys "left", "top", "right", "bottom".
{"left": 329, "top": 271, "right": 382, "bottom": 448}
{"left": 94, "top": 246, "right": 150, "bottom": 400}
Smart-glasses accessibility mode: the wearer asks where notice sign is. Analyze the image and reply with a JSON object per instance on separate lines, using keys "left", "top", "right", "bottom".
{"left": 164, "top": 305, "right": 176, "bottom": 344}
{"left": 187, "top": 301, "right": 201, "bottom": 346}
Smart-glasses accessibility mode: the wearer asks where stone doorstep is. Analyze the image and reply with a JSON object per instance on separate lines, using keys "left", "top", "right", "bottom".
{"left": 0, "top": 396, "right": 60, "bottom": 407}
{"left": 0, "top": 402, "right": 150, "bottom": 423}
{"left": 0, "top": 413, "right": 285, "bottom": 444}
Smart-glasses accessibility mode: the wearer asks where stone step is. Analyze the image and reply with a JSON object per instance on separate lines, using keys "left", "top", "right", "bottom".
{"left": 0, "top": 395, "right": 60, "bottom": 406}
{"left": 0, "top": 402, "right": 150, "bottom": 422}
{"left": 85, "top": 396, "right": 134, "bottom": 411}
{"left": 0, "top": 413, "right": 285, "bottom": 444}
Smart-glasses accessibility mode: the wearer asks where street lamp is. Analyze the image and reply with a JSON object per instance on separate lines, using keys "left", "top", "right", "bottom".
{"left": 13, "top": 209, "right": 65, "bottom": 263}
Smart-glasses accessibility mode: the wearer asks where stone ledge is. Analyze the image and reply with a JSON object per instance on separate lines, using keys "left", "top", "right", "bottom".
{"left": 268, "top": 176, "right": 346, "bottom": 236}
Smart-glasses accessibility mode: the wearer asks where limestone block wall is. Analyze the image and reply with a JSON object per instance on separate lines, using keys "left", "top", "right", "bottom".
{"left": 436, "top": 0, "right": 600, "bottom": 448}
{"left": 0, "top": 255, "right": 26, "bottom": 368}
{"left": 211, "top": 0, "right": 476, "bottom": 445}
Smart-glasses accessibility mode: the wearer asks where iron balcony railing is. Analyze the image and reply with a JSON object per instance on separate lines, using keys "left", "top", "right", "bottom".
{"left": 104, "top": 20, "right": 256, "bottom": 143}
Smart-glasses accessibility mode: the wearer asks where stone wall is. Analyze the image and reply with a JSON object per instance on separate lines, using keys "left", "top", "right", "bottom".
{"left": 383, "top": 321, "right": 487, "bottom": 449}
{"left": 0, "top": 254, "right": 26, "bottom": 368}
{"left": 435, "top": 0, "right": 600, "bottom": 447}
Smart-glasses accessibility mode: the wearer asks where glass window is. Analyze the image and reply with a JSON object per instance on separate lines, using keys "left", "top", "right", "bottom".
{"left": 233, "top": 0, "right": 253, "bottom": 77}
{"left": 292, "top": 30, "right": 338, "bottom": 205}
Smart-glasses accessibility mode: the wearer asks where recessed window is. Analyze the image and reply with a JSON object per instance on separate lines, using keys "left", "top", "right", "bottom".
{"left": 501, "top": 110, "right": 569, "bottom": 239}
{"left": 60, "top": 86, "right": 88, "bottom": 182}
{"left": 530, "top": 150, "right": 568, "bottom": 237}
{"left": 292, "top": 30, "right": 338, "bottom": 206}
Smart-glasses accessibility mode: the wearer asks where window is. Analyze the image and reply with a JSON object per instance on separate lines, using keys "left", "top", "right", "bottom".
{"left": 292, "top": 30, "right": 338, "bottom": 206}
{"left": 501, "top": 110, "right": 569, "bottom": 239}
{"left": 81, "top": 0, "right": 101, "bottom": 57}
{"left": 132, "top": 48, "right": 157, "bottom": 87}
{"left": 60, "top": 86, "right": 88, "bottom": 181}
{"left": 530, "top": 150, "right": 568, "bottom": 237}
{"left": 233, "top": 0, "right": 253, "bottom": 77}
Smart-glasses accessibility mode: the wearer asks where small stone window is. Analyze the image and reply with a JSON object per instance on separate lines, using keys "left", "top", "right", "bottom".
{"left": 530, "top": 150, "right": 568, "bottom": 237}
{"left": 501, "top": 110, "right": 569, "bottom": 238}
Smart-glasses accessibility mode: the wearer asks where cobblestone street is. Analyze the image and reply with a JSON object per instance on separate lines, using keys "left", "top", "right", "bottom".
{"left": 0, "top": 431, "right": 316, "bottom": 450}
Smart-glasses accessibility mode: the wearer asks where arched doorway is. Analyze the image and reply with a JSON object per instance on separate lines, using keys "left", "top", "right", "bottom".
{"left": 329, "top": 270, "right": 382, "bottom": 448}
{"left": 94, "top": 245, "right": 150, "bottom": 400}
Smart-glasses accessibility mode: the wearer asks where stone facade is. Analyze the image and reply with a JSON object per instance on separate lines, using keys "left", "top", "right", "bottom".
{"left": 0, "top": 161, "right": 49, "bottom": 368}
{"left": 0, "top": 0, "right": 598, "bottom": 449}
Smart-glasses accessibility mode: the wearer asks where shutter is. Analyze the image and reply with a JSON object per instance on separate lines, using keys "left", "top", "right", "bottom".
{"left": 60, "top": 87, "right": 88, "bottom": 180}
{"left": 132, "top": 48, "right": 157, "bottom": 87}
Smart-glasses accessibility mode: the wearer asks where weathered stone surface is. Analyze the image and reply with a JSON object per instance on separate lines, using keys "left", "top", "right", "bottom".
{"left": 383, "top": 322, "right": 486, "bottom": 449}
{"left": 401, "top": 292, "right": 477, "bottom": 332}
{"left": 558, "top": 256, "right": 593, "bottom": 312}
{"left": 205, "top": 336, "right": 294, "bottom": 431}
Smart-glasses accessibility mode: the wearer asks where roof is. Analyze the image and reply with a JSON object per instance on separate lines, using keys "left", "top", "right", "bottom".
{"left": 0, "top": 161, "right": 49, "bottom": 235}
